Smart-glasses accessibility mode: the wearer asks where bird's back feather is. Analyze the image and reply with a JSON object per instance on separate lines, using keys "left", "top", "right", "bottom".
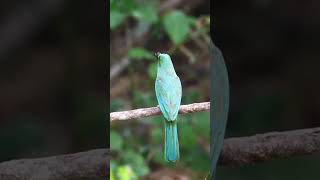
{"left": 155, "top": 75, "right": 182, "bottom": 121}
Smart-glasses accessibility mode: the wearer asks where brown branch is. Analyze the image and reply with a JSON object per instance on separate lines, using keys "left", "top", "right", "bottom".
{"left": 110, "top": 102, "right": 210, "bottom": 122}
{"left": 220, "top": 127, "right": 320, "bottom": 166}
{"left": 0, "top": 149, "right": 109, "bottom": 180}
{"left": 0, "top": 128, "right": 320, "bottom": 178}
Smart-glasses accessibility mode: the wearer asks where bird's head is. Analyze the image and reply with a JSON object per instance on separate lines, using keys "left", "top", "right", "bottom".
{"left": 155, "top": 52, "right": 172, "bottom": 64}
{"left": 154, "top": 52, "right": 176, "bottom": 73}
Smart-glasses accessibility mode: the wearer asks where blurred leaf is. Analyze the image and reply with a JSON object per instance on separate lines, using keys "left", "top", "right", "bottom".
{"left": 122, "top": 150, "right": 150, "bottom": 176}
{"left": 187, "top": 16, "right": 197, "bottom": 26}
{"left": 153, "top": 147, "right": 166, "bottom": 165}
{"left": 132, "top": 6, "right": 158, "bottom": 24}
{"left": 133, "top": 91, "right": 156, "bottom": 107}
{"left": 193, "top": 112, "right": 210, "bottom": 139}
{"left": 151, "top": 126, "right": 163, "bottom": 144}
{"left": 179, "top": 122, "right": 197, "bottom": 148}
{"left": 128, "top": 48, "right": 155, "bottom": 60}
{"left": 110, "top": 98, "right": 124, "bottom": 112}
{"left": 182, "top": 90, "right": 201, "bottom": 104}
{"left": 123, "top": 0, "right": 136, "bottom": 12}
{"left": 110, "top": 160, "right": 118, "bottom": 169}
{"left": 110, "top": 0, "right": 118, "bottom": 10}
{"left": 110, "top": 168, "right": 115, "bottom": 180}
{"left": 110, "top": 130, "right": 123, "bottom": 151}
{"left": 110, "top": 10, "right": 126, "bottom": 30}
{"left": 148, "top": 62, "right": 158, "bottom": 79}
{"left": 184, "top": 147, "right": 210, "bottom": 171}
{"left": 117, "top": 165, "right": 138, "bottom": 180}
{"left": 163, "top": 11, "right": 191, "bottom": 45}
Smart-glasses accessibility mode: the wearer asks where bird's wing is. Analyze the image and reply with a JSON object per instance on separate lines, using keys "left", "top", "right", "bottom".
{"left": 155, "top": 76, "right": 182, "bottom": 121}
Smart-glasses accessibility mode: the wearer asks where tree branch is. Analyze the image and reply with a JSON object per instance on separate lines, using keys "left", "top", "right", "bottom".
{"left": 110, "top": 102, "right": 210, "bottom": 122}
{"left": 220, "top": 127, "right": 320, "bottom": 166}
{"left": 0, "top": 128, "right": 320, "bottom": 178}
{"left": 0, "top": 149, "right": 109, "bottom": 180}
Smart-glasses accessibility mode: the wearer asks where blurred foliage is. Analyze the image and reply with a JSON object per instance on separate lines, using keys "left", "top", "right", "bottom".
{"left": 110, "top": 0, "right": 210, "bottom": 179}
{"left": 111, "top": 92, "right": 210, "bottom": 179}
{"left": 128, "top": 48, "right": 155, "bottom": 61}
{"left": 163, "top": 11, "right": 194, "bottom": 45}
{"left": 110, "top": 0, "right": 158, "bottom": 30}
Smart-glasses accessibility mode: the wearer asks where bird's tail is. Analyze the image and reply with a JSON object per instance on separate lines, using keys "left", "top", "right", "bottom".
{"left": 164, "top": 120, "right": 179, "bottom": 162}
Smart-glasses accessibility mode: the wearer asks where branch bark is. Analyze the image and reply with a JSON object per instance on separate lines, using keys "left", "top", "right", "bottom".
{"left": 110, "top": 102, "right": 210, "bottom": 122}
{"left": 220, "top": 127, "right": 320, "bottom": 166}
{"left": 0, "top": 149, "right": 109, "bottom": 180}
{"left": 0, "top": 128, "right": 320, "bottom": 179}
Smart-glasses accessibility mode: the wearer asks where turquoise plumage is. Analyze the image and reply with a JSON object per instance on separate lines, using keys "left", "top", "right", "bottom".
{"left": 155, "top": 53, "right": 182, "bottom": 162}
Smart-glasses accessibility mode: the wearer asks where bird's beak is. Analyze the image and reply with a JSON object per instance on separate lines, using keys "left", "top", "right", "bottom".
{"left": 155, "top": 52, "right": 160, "bottom": 59}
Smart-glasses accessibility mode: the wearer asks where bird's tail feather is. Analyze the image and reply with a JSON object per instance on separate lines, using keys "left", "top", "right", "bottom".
{"left": 164, "top": 120, "right": 179, "bottom": 162}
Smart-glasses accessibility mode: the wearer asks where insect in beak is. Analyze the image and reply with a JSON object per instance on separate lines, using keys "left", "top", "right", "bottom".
{"left": 155, "top": 52, "right": 160, "bottom": 59}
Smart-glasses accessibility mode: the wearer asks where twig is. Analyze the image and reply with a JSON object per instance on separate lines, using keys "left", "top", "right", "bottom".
{"left": 110, "top": 102, "right": 210, "bottom": 122}
{"left": 110, "top": 57, "right": 130, "bottom": 81}
{"left": 179, "top": 45, "right": 196, "bottom": 63}
{"left": 1, "top": 128, "right": 320, "bottom": 179}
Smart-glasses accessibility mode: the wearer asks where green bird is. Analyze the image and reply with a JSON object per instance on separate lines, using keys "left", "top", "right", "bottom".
{"left": 155, "top": 52, "right": 182, "bottom": 162}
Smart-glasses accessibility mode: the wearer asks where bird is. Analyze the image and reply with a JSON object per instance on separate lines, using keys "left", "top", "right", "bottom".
{"left": 155, "top": 52, "right": 182, "bottom": 163}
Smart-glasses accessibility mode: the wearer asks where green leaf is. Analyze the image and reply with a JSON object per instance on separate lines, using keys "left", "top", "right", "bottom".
{"left": 110, "top": 168, "right": 115, "bottom": 180}
{"left": 193, "top": 112, "right": 210, "bottom": 138}
{"left": 148, "top": 62, "right": 157, "bottom": 79}
{"left": 110, "top": 10, "right": 126, "bottom": 30}
{"left": 153, "top": 147, "right": 166, "bottom": 165}
{"left": 187, "top": 16, "right": 197, "bottom": 26}
{"left": 110, "top": 130, "right": 123, "bottom": 151}
{"left": 117, "top": 165, "right": 138, "bottom": 180}
{"left": 123, "top": 0, "right": 136, "bottom": 12}
{"left": 163, "top": 11, "right": 191, "bottom": 45}
{"left": 128, "top": 48, "right": 155, "bottom": 60}
{"left": 122, "top": 150, "right": 150, "bottom": 177}
{"left": 132, "top": 6, "right": 158, "bottom": 24}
